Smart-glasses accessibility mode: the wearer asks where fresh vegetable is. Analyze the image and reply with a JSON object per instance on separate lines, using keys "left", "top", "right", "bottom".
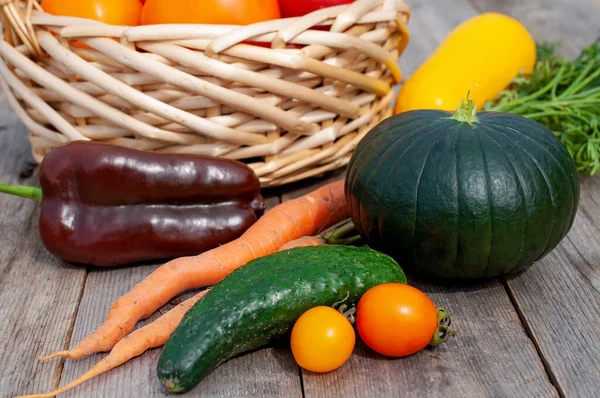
{"left": 346, "top": 97, "right": 580, "bottom": 281}
{"left": 394, "top": 13, "right": 536, "bottom": 113}
{"left": 21, "top": 233, "right": 329, "bottom": 398}
{"left": 18, "top": 290, "right": 209, "bottom": 398}
{"left": 41, "top": 0, "right": 142, "bottom": 25}
{"left": 141, "top": 0, "right": 281, "bottom": 25}
{"left": 485, "top": 42, "right": 600, "bottom": 176}
{"left": 157, "top": 245, "right": 407, "bottom": 393}
{"left": 278, "top": 0, "right": 354, "bottom": 18}
{"left": 0, "top": 141, "right": 265, "bottom": 267}
{"left": 278, "top": 235, "right": 324, "bottom": 250}
{"left": 356, "top": 284, "right": 454, "bottom": 357}
{"left": 43, "top": 180, "right": 348, "bottom": 360}
{"left": 291, "top": 306, "right": 355, "bottom": 373}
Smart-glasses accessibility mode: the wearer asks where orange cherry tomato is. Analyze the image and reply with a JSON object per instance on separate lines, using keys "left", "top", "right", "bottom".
{"left": 141, "top": 0, "right": 281, "bottom": 26}
{"left": 40, "top": 0, "right": 142, "bottom": 26}
{"left": 356, "top": 283, "right": 440, "bottom": 357}
{"left": 291, "top": 306, "right": 355, "bottom": 373}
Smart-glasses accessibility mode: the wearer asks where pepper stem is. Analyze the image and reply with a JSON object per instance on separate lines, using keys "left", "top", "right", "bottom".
{"left": 0, "top": 183, "right": 42, "bottom": 202}
{"left": 430, "top": 308, "right": 457, "bottom": 345}
{"left": 451, "top": 92, "right": 478, "bottom": 125}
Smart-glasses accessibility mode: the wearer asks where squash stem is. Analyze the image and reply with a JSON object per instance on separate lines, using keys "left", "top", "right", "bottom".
{"left": 321, "top": 218, "right": 362, "bottom": 246}
{"left": 451, "top": 95, "right": 478, "bottom": 125}
{"left": 0, "top": 183, "right": 42, "bottom": 202}
{"left": 430, "top": 308, "right": 457, "bottom": 345}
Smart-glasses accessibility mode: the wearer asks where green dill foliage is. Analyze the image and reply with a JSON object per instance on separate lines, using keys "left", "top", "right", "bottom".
{"left": 485, "top": 41, "right": 600, "bottom": 176}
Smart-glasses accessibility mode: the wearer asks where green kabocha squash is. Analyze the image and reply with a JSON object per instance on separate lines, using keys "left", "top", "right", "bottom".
{"left": 345, "top": 98, "right": 580, "bottom": 281}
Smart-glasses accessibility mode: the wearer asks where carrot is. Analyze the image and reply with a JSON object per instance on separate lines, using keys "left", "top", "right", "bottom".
{"left": 21, "top": 235, "right": 327, "bottom": 398}
{"left": 18, "top": 290, "right": 209, "bottom": 398}
{"left": 42, "top": 180, "right": 348, "bottom": 361}
{"left": 278, "top": 235, "right": 325, "bottom": 250}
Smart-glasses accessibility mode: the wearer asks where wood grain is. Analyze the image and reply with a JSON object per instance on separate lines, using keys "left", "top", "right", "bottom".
{"left": 469, "top": 0, "right": 600, "bottom": 58}
{"left": 301, "top": 1, "right": 557, "bottom": 397}
{"left": 469, "top": 1, "right": 600, "bottom": 396}
{"left": 303, "top": 281, "right": 557, "bottom": 398}
{"left": 57, "top": 194, "right": 303, "bottom": 398}
{"left": 397, "top": 0, "right": 478, "bottom": 76}
{"left": 501, "top": 176, "right": 600, "bottom": 397}
{"left": 2, "top": 0, "right": 600, "bottom": 397}
{"left": 0, "top": 111, "right": 87, "bottom": 397}
{"left": 281, "top": 142, "right": 556, "bottom": 397}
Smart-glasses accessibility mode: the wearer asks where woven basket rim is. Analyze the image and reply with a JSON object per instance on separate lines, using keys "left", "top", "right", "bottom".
{"left": 1, "top": 0, "right": 411, "bottom": 55}
{"left": 0, "top": 0, "right": 411, "bottom": 187}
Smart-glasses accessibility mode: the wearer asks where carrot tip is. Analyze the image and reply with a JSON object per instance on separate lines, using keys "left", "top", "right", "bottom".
{"left": 39, "top": 351, "right": 69, "bottom": 361}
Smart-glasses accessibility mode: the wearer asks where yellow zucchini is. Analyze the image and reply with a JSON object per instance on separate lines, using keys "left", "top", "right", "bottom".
{"left": 394, "top": 13, "right": 536, "bottom": 113}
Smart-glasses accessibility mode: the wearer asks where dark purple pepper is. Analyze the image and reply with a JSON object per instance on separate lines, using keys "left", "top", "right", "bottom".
{"left": 0, "top": 141, "right": 265, "bottom": 266}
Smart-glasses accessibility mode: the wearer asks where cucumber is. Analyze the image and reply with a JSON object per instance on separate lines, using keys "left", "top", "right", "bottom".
{"left": 157, "top": 245, "right": 406, "bottom": 393}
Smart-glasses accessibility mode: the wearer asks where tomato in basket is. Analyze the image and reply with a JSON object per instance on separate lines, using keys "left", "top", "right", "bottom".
{"left": 141, "top": 0, "right": 281, "bottom": 25}
{"left": 40, "top": 0, "right": 143, "bottom": 26}
{"left": 278, "top": 0, "right": 354, "bottom": 18}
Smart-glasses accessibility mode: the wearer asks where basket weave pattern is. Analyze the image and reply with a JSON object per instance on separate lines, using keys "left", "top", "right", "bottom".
{"left": 0, "top": 0, "right": 410, "bottom": 187}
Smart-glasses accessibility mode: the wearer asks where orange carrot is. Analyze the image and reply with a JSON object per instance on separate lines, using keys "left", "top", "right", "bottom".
{"left": 42, "top": 180, "right": 347, "bottom": 361}
{"left": 21, "top": 235, "right": 328, "bottom": 398}
{"left": 278, "top": 235, "right": 325, "bottom": 250}
{"left": 19, "top": 290, "right": 209, "bottom": 398}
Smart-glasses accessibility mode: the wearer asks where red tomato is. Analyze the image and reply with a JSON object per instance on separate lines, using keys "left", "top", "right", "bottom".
{"left": 356, "top": 283, "right": 441, "bottom": 357}
{"left": 278, "top": 0, "right": 354, "bottom": 18}
{"left": 40, "top": 0, "right": 142, "bottom": 26}
{"left": 141, "top": 0, "right": 281, "bottom": 25}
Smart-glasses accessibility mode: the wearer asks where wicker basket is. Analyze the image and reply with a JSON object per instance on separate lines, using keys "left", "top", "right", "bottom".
{"left": 0, "top": 0, "right": 410, "bottom": 187}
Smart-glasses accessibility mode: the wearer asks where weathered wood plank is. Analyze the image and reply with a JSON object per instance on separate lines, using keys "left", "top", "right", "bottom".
{"left": 392, "top": 0, "right": 478, "bottom": 100}
{"left": 468, "top": 0, "right": 600, "bottom": 58}
{"left": 0, "top": 110, "right": 88, "bottom": 397}
{"left": 501, "top": 176, "right": 600, "bottom": 397}
{"left": 466, "top": 0, "right": 600, "bottom": 396}
{"left": 303, "top": 281, "right": 557, "bottom": 398}
{"left": 2, "top": 0, "right": 600, "bottom": 396}
{"left": 397, "top": 0, "right": 478, "bottom": 77}
{"left": 504, "top": 242, "right": 600, "bottom": 398}
{"left": 564, "top": 176, "right": 600, "bottom": 296}
{"left": 58, "top": 195, "right": 303, "bottom": 398}
{"left": 299, "top": 1, "right": 558, "bottom": 397}
{"left": 281, "top": 147, "right": 555, "bottom": 397}
{"left": 288, "top": 178, "right": 557, "bottom": 396}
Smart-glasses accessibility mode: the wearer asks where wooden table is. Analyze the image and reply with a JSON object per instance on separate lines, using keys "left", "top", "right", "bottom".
{"left": 1, "top": 0, "right": 599, "bottom": 397}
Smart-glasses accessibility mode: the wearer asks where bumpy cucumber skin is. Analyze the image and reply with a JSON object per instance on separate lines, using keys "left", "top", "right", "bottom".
{"left": 157, "top": 245, "right": 406, "bottom": 393}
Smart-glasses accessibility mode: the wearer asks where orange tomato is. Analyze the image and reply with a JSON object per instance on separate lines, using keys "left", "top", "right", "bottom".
{"left": 356, "top": 284, "right": 439, "bottom": 357}
{"left": 290, "top": 306, "right": 355, "bottom": 373}
{"left": 40, "top": 0, "right": 142, "bottom": 26}
{"left": 141, "top": 0, "right": 281, "bottom": 25}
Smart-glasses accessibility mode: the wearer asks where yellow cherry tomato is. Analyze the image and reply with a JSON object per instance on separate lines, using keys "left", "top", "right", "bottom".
{"left": 291, "top": 306, "right": 355, "bottom": 373}
{"left": 394, "top": 13, "right": 536, "bottom": 113}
